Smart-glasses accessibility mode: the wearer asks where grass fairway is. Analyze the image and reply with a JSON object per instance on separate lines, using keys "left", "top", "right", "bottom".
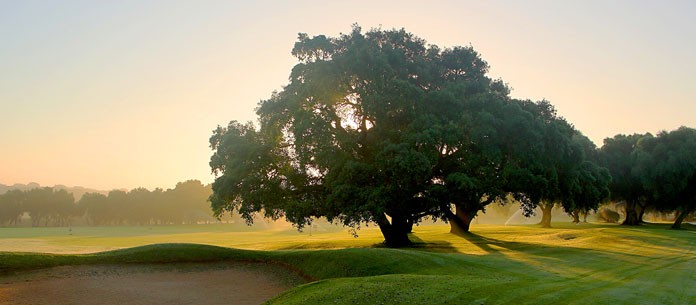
{"left": 0, "top": 222, "right": 377, "bottom": 253}
{"left": 1, "top": 223, "right": 694, "bottom": 304}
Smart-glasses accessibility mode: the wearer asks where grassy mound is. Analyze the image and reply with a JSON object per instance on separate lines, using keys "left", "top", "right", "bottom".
{"left": 1, "top": 223, "right": 694, "bottom": 304}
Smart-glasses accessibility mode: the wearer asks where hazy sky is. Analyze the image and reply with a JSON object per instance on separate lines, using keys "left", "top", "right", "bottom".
{"left": 1, "top": 0, "right": 694, "bottom": 190}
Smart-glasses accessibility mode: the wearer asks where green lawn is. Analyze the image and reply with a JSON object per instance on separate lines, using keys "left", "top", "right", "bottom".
{"left": 0, "top": 222, "right": 694, "bottom": 304}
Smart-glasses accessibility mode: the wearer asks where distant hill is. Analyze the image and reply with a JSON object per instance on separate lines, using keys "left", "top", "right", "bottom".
{"left": 0, "top": 183, "right": 108, "bottom": 201}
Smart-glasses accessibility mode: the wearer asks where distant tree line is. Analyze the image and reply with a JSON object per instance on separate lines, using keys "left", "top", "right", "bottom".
{"left": 0, "top": 183, "right": 104, "bottom": 203}
{"left": 0, "top": 180, "right": 216, "bottom": 227}
{"left": 209, "top": 26, "right": 694, "bottom": 247}
{"left": 0, "top": 188, "right": 77, "bottom": 226}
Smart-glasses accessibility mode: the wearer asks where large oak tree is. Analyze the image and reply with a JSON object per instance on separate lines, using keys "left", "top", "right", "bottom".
{"left": 210, "top": 26, "right": 572, "bottom": 246}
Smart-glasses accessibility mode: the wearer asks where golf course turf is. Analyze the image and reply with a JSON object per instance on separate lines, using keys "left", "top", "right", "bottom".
{"left": 0, "top": 223, "right": 693, "bottom": 304}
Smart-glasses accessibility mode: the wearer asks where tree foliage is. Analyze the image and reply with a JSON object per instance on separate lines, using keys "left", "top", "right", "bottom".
{"left": 80, "top": 180, "right": 214, "bottom": 226}
{"left": 0, "top": 180, "right": 215, "bottom": 227}
{"left": 22, "top": 188, "right": 77, "bottom": 227}
{"left": 209, "top": 26, "right": 608, "bottom": 246}
{"left": 598, "top": 127, "right": 696, "bottom": 228}
{"left": 511, "top": 103, "right": 610, "bottom": 228}
{"left": 599, "top": 133, "right": 653, "bottom": 225}
{"left": 634, "top": 127, "right": 696, "bottom": 229}
{"left": 0, "top": 190, "right": 26, "bottom": 225}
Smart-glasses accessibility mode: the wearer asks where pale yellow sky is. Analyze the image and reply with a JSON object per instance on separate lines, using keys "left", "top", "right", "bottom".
{"left": 1, "top": 0, "right": 694, "bottom": 190}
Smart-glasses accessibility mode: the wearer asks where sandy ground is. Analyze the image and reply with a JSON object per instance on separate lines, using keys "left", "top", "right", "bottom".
{"left": 0, "top": 263, "right": 305, "bottom": 305}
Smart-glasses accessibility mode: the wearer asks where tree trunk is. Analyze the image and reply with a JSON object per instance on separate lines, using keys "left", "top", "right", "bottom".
{"left": 405, "top": 218, "right": 414, "bottom": 234}
{"left": 671, "top": 210, "right": 690, "bottom": 229}
{"left": 571, "top": 211, "right": 580, "bottom": 224}
{"left": 539, "top": 202, "right": 553, "bottom": 228}
{"left": 582, "top": 211, "right": 588, "bottom": 223}
{"left": 376, "top": 213, "right": 411, "bottom": 247}
{"left": 622, "top": 201, "right": 641, "bottom": 226}
{"left": 638, "top": 204, "right": 646, "bottom": 224}
{"left": 449, "top": 205, "right": 477, "bottom": 235}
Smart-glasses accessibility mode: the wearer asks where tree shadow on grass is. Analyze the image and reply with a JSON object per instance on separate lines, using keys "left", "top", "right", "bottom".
{"left": 406, "top": 230, "right": 552, "bottom": 256}
{"left": 406, "top": 234, "right": 461, "bottom": 253}
{"left": 450, "top": 230, "right": 612, "bottom": 257}
{"left": 449, "top": 230, "right": 687, "bottom": 281}
{"left": 454, "top": 231, "right": 565, "bottom": 254}
{"left": 399, "top": 230, "right": 591, "bottom": 258}
{"left": 451, "top": 231, "right": 601, "bottom": 263}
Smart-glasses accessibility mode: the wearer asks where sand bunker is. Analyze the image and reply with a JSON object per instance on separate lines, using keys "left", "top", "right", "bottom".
{"left": 0, "top": 262, "right": 305, "bottom": 305}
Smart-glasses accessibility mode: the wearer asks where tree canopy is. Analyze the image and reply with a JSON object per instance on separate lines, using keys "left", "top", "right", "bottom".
{"left": 210, "top": 26, "right": 692, "bottom": 246}
{"left": 599, "top": 133, "right": 653, "bottom": 225}
{"left": 210, "top": 26, "right": 609, "bottom": 246}
{"left": 532, "top": 125, "right": 611, "bottom": 227}
{"left": 597, "top": 128, "right": 696, "bottom": 228}
{"left": 0, "top": 180, "right": 215, "bottom": 227}
{"left": 634, "top": 127, "right": 696, "bottom": 228}
{"left": 79, "top": 180, "right": 214, "bottom": 226}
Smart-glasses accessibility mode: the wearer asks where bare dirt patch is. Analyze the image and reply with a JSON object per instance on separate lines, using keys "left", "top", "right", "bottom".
{"left": 0, "top": 262, "right": 305, "bottom": 305}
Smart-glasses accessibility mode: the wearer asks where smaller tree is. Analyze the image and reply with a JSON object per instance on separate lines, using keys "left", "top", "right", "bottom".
{"left": 78, "top": 192, "right": 109, "bottom": 226}
{"left": 635, "top": 127, "right": 696, "bottom": 229}
{"left": 107, "top": 190, "right": 128, "bottom": 225}
{"left": 50, "top": 188, "right": 77, "bottom": 226}
{"left": 23, "top": 187, "right": 76, "bottom": 227}
{"left": 427, "top": 98, "right": 553, "bottom": 234}
{"left": 126, "top": 188, "right": 153, "bottom": 225}
{"left": 0, "top": 190, "right": 25, "bottom": 226}
{"left": 170, "top": 180, "right": 214, "bottom": 224}
{"left": 514, "top": 101, "right": 581, "bottom": 228}
{"left": 599, "top": 133, "right": 652, "bottom": 225}
{"left": 565, "top": 133, "right": 611, "bottom": 224}
{"left": 566, "top": 160, "right": 611, "bottom": 223}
